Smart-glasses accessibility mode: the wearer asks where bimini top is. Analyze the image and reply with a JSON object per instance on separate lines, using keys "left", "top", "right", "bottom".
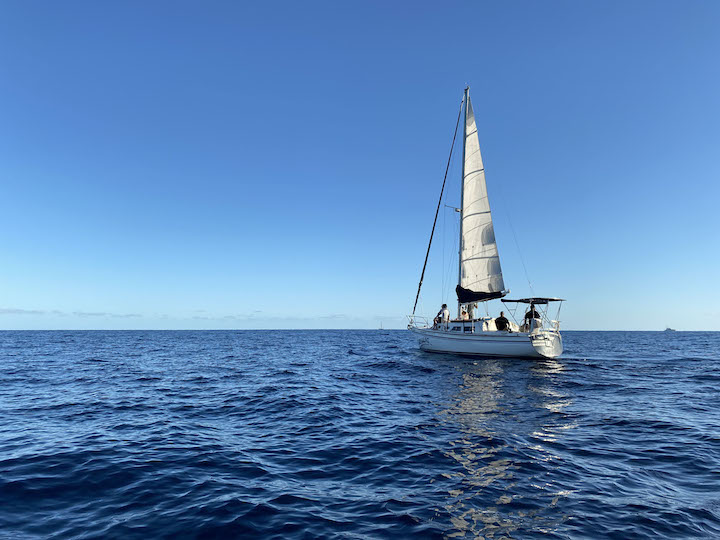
{"left": 502, "top": 297, "right": 564, "bottom": 304}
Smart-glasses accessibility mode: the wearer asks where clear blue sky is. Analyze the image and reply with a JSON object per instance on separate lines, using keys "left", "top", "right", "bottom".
{"left": 1, "top": 1, "right": 719, "bottom": 330}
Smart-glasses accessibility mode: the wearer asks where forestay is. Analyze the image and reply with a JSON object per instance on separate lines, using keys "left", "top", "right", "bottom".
{"left": 456, "top": 94, "right": 505, "bottom": 304}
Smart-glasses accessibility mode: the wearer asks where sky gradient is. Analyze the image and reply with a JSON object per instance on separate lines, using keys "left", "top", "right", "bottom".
{"left": 1, "top": 1, "right": 719, "bottom": 330}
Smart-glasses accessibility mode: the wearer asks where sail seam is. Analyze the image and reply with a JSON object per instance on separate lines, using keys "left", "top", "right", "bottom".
{"left": 461, "top": 211, "right": 491, "bottom": 219}
{"left": 462, "top": 255, "right": 500, "bottom": 261}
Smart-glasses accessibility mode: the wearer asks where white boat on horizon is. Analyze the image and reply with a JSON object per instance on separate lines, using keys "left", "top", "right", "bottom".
{"left": 408, "top": 87, "right": 564, "bottom": 359}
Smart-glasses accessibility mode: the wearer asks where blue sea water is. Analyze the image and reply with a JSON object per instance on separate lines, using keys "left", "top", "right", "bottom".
{"left": 1, "top": 330, "right": 719, "bottom": 539}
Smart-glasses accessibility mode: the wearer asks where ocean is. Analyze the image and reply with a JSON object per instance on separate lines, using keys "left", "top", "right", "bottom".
{"left": 1, "top": 330, "right": 719, "bottom": 538}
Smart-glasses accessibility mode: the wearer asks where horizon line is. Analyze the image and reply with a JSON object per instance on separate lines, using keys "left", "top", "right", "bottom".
{"left": 0, "top": 328, "right": 714, "bottom": 332}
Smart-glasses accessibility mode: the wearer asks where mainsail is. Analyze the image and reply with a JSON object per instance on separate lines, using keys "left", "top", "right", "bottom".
{"left": 456, "top": 93, "right": 506, "bottom": 304}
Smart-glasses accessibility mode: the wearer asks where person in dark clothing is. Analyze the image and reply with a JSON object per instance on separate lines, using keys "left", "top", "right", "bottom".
{"left": 523, "top": 303, "right": 541, "bottom": 331}
{"left": 495, "top": 311, "right": 510, "bottom": 331}
{"left": 524, "top": 304, "right": 540, "bottom": 321}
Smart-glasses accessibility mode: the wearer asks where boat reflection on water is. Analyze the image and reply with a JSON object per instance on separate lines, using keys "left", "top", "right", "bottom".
{"left": 437, "top": 356, "right": 576, "bottom": 538}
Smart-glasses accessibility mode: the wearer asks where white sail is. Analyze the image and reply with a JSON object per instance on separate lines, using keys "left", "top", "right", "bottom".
{"left": 458, "top": 95, "right": 505, "bottom": 302}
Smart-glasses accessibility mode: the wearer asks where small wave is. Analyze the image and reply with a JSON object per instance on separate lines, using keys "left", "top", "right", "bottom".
{"left": 1, "top": 330, "right": 719, "bottom": 538}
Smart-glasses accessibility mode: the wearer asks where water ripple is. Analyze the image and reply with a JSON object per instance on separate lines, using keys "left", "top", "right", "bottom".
{"left": 0, "top": 330, "right": 719, "bottom": 538}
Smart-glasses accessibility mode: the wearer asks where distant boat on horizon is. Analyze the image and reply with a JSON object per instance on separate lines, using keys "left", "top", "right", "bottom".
{"left": 665, "top": 327, "right": 677, "bottom": 332}
{"left": 408, "top": 87, "right": 563, "bottom": 359}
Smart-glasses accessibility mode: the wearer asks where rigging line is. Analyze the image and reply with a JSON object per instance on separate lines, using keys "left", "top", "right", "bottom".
{"left": 442, "top": 141, "right": 460, "bottom": 306}
{"left": 442, "top": 213, "right": 458, "bottom": 307}
{"left": 440, "top": 184, "right": 447, "bottom": 305}
{"left": 505, "top": 211, "right": 534, "bottom": 294}
{"left": 440, "top": 197, "right": 444, "bottom": 305}
{"left": 440, "top": 215, "right": 449, "bottom": 303}
{"left": 412, "top": 93, "right": 465, "bottom": 315}
{"left": 447, "top": 218, "right": 459, "bottom": 303}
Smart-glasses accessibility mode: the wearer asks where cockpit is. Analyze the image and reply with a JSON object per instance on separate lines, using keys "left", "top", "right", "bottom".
{"left": 435, "top": 297, "right": 564, "bottom": 334}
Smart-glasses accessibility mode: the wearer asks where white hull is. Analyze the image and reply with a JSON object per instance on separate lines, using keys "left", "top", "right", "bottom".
{"left": 409, "top": 326, "right": 562, "bottom": 359}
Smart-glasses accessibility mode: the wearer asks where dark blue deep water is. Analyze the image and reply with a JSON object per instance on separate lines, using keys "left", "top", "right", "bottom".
{"left": 1, "top": 331, "right": 719, "bottom": 539}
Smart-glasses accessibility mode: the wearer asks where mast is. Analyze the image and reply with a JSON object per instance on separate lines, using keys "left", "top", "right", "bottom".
{"left": 457, "top": 86, "right": 469, "bottom": 317}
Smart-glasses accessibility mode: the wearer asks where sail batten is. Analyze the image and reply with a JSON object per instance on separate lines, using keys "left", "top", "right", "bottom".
{"left": 456, "top": 93, "right": 505, "bottom": 304}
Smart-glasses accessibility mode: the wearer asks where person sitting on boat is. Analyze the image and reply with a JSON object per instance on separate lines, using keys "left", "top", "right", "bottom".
{"left": 495, "top": 311, "right": 510, "bottom": 332}
{"left": 434, "top": 304, "right": 450, "bottom": 328}
{"left": 523, "top": 304, "right": 541, "bottom": 331}
{"left": 460, "top": 309, "right": 469, "bottom": 320}
{"left": 524, "top": 304, "right": 540, "bottom": 321}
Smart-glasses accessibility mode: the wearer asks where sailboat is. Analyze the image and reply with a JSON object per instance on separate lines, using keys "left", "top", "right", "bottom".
{"left": 408, "top": 87, "right": 564, "bottom": 359}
